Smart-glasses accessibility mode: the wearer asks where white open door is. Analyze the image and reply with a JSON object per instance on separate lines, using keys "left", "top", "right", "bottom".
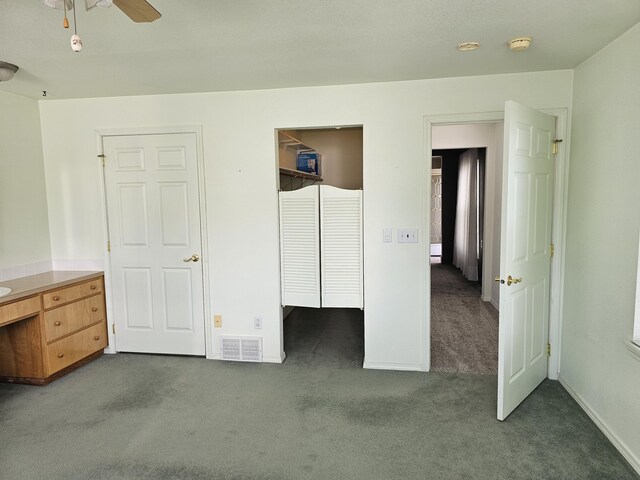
{"left": 104, "top": 133, "right": 205, "bottom": 355}
{"left": 497, "top": 101, "right": 555, "bottom": 420}
{"left": 279, "top": 185, "right": 321, "bottom": 308}
{"left": 320, "top": 185, "right": 363, "bottom": 308}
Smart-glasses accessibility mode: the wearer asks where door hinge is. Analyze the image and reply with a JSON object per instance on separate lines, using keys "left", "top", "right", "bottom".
{"left": 107, "top": 240, "right": 111, "bottom": 253}
{"left": 552, "top": 139, "right": 563, "bottom": 155}
{"left": 112, "top": 323, "right": 116, "bottom": 335}
{"left": 550, "top": 243, "right": 555, "bottom": 257}
{"left": 546, "top": 343, "right": 551, "bottom": 357}
{"left": 98, "top": 154, "right": 105, "bottom": 166}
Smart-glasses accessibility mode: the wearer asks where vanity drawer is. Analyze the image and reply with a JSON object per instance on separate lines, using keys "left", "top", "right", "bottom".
{"left": 43, "top": 278, "right": 102, "bottom": 310}
{"left": 47, "top": 322, "right": 108, "bottom": 374}
{"left": 0, "top": 296, "right": 41, "bottom": 327}
{"left": 44, "top": 293, "right": 105, "bottom": 342}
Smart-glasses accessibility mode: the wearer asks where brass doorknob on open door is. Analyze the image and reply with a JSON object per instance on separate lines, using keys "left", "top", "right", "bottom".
{"left": 495, "top": 275, "right": 523, "bottom": 286}
{"left": 183, "top": 254, "right": 200, "bottom": 263}
{"left": 506, "top": 275, "right": 522, "bottom": 286}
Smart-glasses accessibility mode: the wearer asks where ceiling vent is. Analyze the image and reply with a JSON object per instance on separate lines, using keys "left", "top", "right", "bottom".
{"left": 221, "top": 336, "right": 263, "bottom": 362}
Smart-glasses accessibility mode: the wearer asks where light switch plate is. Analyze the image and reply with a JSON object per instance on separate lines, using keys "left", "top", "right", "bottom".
{"left": 383, "top": 228, "right": 392, "bottom": 243}
{"left": 214, "top": 315, "right": 222, "bottom": 328}
{"left": 398, "top": 229, "right": 418, "bottom": 243}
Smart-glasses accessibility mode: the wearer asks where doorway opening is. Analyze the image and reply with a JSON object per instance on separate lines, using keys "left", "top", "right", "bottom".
{"left": 429, "top": 123, "right": 502, "bottom": 375}
{"left": 426, "top": 106, "right": 567, "bottom": 420}
{"left": 276, "top": 126, "right": 364, "bottom": 368}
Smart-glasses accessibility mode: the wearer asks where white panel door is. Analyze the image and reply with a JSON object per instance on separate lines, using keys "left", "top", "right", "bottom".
{"left": 103, "top": 133, "right": 205, "bottom": 355}
{"left": 497, "top": 101, "right": 554, "bottom": 420}
{"left": 279, "top": 185, "right": 321, "bottom": 308}
{"left": 320, "top": 185, "right": 363, "bottom": 308}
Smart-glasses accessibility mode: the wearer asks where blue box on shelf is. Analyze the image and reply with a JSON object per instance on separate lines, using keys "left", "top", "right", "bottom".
{"left": 297, "top": 152, "right": 321, "bottom": 176}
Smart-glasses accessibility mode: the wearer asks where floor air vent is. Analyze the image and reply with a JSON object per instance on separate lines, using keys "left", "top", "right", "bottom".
{"left": 221, "top": 336, "right": 263, "bottom": 362}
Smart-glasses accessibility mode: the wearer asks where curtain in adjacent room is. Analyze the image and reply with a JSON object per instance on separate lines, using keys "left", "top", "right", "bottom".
{"left": 453, "top": 148, "right": 478, "bottom": 281}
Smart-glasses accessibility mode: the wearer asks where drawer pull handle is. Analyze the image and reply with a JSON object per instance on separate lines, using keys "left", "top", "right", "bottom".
{"left": 53, "top": 295, "right": 60, "bottom": 301}
{"left": 54, "top": 321, "right": 62, "bottom": 326}
{"left": 57, "top": 353, "right": 64, "bottom": 358}
{"left": 94, "top": 336, "right": 100, "bottom": 341}
{"left": 90, "top": 285, "right": 97, "bottom": 290}
{"left": 91, "top": 307, "right": 98, "bottom": 312}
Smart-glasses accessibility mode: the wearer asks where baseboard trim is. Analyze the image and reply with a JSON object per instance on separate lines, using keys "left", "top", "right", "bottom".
{"left": 489, "top": 297, "right": 499, "bottom": 310}
{"left": 625, "top": 339, "right": 640, "bottom": 362}
{"left": 559, "top": 376, "right": 640, "bottom": 476}
{"left": 263, "top": 352, "right": 285, "bottom": 364}
{"left": 363, "top": 360, "right": 425, "bottom": 372}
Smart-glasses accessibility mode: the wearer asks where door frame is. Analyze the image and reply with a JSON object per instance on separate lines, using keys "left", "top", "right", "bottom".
{"left": 422, "top": 109, "right": 570, "bottom": 378}
{"left": 95, "top": 125, "right": 212, "bottom": 358}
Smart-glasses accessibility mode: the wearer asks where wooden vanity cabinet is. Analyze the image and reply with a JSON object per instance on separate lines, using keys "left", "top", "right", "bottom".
{"left": 0, "top": 274, "right": 108, "bottom": 385}
{"left": 0, "top": 297, "right": 46, "bottom": 380}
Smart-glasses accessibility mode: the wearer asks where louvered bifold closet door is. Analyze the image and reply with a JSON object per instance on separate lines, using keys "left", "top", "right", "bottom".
{"left": 279, "top": 185, "right": 321, "bottom": 308}
{"left": 320, "top": 186, "right": 363, "bottom": 308}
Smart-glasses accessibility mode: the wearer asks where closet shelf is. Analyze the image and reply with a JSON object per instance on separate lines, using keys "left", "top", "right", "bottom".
{"left": 279, "top": 167, "right": 323, "bottom": 182}
{"left": 278, "top": 132, "right": 315, "bottom": 152}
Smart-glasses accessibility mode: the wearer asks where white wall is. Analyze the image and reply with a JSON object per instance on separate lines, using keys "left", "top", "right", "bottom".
{"left": 432, "top": 122, "right": 503, "bottom": 308}
{"left": 0, "top": 91, "right": 51, "bottom": 281}
{"left": 560, "top": 23, "right": 640, "bottom": 471}
{"left": 38, "top": 70, "right": 573, "bottom": 369}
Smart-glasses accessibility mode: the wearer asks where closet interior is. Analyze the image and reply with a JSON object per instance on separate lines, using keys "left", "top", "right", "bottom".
{"left": 276, "top": 126, "right": 364, "bottom": 366}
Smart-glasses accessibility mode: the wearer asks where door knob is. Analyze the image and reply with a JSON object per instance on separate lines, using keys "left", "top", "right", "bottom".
{"left": 495, "top": 275, "right": 522, "bottom": 286}
{"left": 506, "top": 275, "right": 522, "bottom": 286}
{"left": 183, "top": 254, "right": 200, "bottom": 263}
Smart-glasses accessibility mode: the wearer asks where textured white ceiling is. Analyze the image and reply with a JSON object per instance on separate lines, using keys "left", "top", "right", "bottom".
{"left": 0, "top": 0, "right": 639, "bottom": 99}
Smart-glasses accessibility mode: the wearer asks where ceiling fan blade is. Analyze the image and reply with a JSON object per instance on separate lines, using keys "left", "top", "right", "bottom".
{"left": 112, "top": 0, "right": 161, "bottom": 23}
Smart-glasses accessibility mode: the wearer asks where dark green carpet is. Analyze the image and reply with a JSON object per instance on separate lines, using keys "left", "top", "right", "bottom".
{"left": 0, "top": 308, "right": 636, "bottom": 479}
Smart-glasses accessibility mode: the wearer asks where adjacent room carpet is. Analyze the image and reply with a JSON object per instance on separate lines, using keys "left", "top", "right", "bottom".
{"left": 0, "top": 307, "right": 637, "bottom": 480}
{"left": 431, "top": 263, "right": 499, "bottom": 374}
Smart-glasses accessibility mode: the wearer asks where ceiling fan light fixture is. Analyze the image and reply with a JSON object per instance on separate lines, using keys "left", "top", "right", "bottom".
{"left": 85, "top": 0, "right": 112, "bottom": 10}
{"left": 41, "top": 0, "right": 74, "bottom": 10}
{"left": 0, "top": 61, "right": 19, "bottom": 82}
{"left": 457, "top": 42, "right": 480, "bottom": 52}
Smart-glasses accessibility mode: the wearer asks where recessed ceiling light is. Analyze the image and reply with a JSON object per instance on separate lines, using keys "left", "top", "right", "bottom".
{"left": 457, "top": 42, "right": 480, "bottom": 52}
{"left": 508, "top": 37, "right": 532, "bottom": 51}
